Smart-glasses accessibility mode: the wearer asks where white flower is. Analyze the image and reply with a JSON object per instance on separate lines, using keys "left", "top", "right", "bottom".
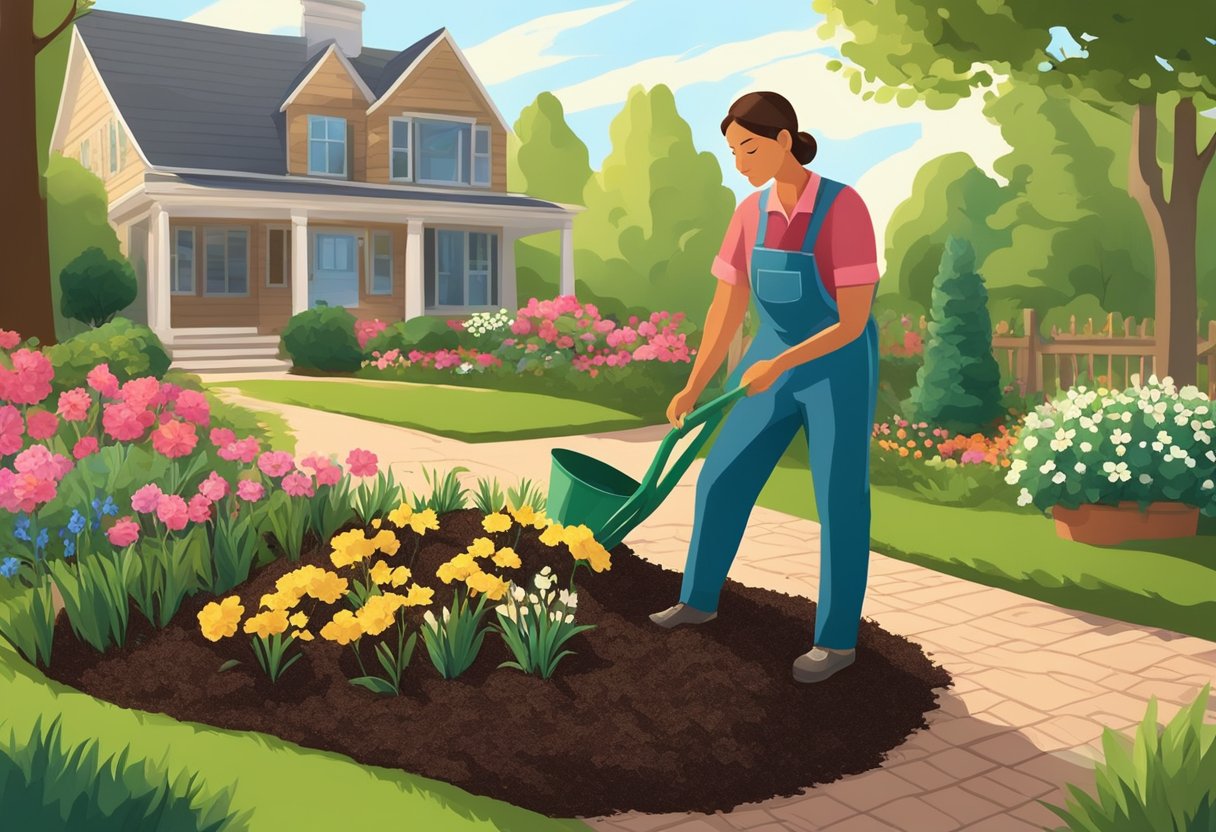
{"left": 1050, "top": 428, "right": 1076, "bottom": 452}
{"left": 1139, "top": 473, "right": 1153, "bottom": 485}
{"left": 1152, "top": 442, "right": 1164, "bottom": 452}
{"left": 1157, "top": 431, "right": 1173, "bottom": 444}
{"left": 1052, "top": 471, "right": 1067, "bottom": 485}
{"left": 1203, "top": 479, "right": 1214, "bottom": 490}
{"left": 1011, "top": 459, "right": 1028, "bottom": 473}
{"left": 1080, "top": 442, "right": 1093, "bottom": 453}
{"left": 1103, "top": 461, "right": 1131, "bottom": 483}
{"left": 1185, "top": 457, "right": 1196, "bottom": 468}
{"left": 1005, "top": 470, "right": 1021, "bottom": 485}
{"left": 1196, "top": 431, "right": 1211, "bottom": 445}
{"left": 1039, "top": 460, "right": 1057, "bottom": 474}
{"left": 1022, "top": 435, "right": 1040, "bottom": 450}
{"left": 1121, "top": 411, "right": 1133, "bottom": 423}
{"left": 512, "top": 584, "right": 526, "bottom": 603}
{"left": 442, "top": 606, "right": 451, "bottom": 623}
{"left": 558, "top": 588, "right": 578, "bottom": 609}
{"left": 1111, "top": 429, "right": 1132, "bottom": 445}
{"left": 564, "top": 613, "right": 575, "bottom": 624}
{"left": 1176, "top": 414, "right": 1191, "bottom": 427}
{"left": 1074, "top": 462, "right": 1087, "bottom": 474}
{"left": 1017, "top": 488, "right": 1034, "bottom": 506}
{"left": 1117, "top": 445, "right": 1128, "bottom": 457}
{"left": 1207, "top": 450, "right": 1216, "bottom": 463}
{"left": 423, "top": 610, "right": 438, "bottom": 631}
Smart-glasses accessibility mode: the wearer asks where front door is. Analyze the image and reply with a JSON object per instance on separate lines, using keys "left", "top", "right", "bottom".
{"left": 310, "top": 231, "right": 359, "bottom": 308}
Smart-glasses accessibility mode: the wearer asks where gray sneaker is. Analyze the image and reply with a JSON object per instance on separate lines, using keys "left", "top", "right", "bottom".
{"left": 792, "top": 646, "right": 856, "bottom": 683}
{"left": 649, "top": 603, "right": 717, "bottom": 628}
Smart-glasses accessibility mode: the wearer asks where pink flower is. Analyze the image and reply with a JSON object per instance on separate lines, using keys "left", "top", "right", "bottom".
{"left": 210, "top": 427, "right": 236, "bottom": 448}
{"left": 355, "top": 318, "right": 388, "bottom": 350}
{"left": 960, "top": 449, "right": 987, "bottom": 465}
{"left": 106, "top": 516, "right": 140, "bottom": 547}
{"left": 86, "top": 364, "right": 120, "bottom": 398}
{"left": 103, "top": 402, "right": 155, "bottom": 442}
{"left": 131, "top": 483, "right": 164, "bottom": 514}
{"left": 198, "top": 471, "right": 229, "bottom": 503}
{"left": 72, "top": 436, "right": 99, "bottom": 460}
{"left": 0, "top": 469, "right": 58, "bottom": 513}
{"left": 281, "top": 470, "right": 315, "bottom": 498}
{"left": 25, "top": 409, "right": 59, "bottom": 441}
{"left": 257, "top": 451, "right": 295, "bottom": 478}
{"left": 0, "top": 330, "right": 20, "bottom": 350}
{"left": 299, "top": 453, "right": 327, "bottom": 472}
{"left": 173, "top": 390, "right": 210, "bottom": 425}
{"left": 236, "top": 480, "right": 265, "bottom": 502}
{"left": 159, "top": 382, "right": 183, "bottom": 403}
{"left": 119, "top": 377, "right": 164, "bottom": 411}
{"left": 219, "top": 436, "right": 260, "bottom": 464}
{"left": 151, "top": 419, "right": 198, "bottom": 459}
{"left": 56, "top": 388, "right": 92, "bottom": 422}
{"left": 346, "top": 448, "right": 378, "bottom": 477}
{"left": 0, "top": 350, "right": 54, "bottom": 406}
{"left": 156, "top": 494, "right": 189, "bottom": 531}
{"left": 0, "top": 406, "right": 23, "bottom": 455}
{"left": 638, "top": 321, "right": 658, "bottom": 338}
{"left": 315, "top": 462, "right": 342, "bottom": 487}
{"left": 555, "top": 335, "right": 575, "bottom": 350}
{"left": 187, "top": 494, "right": 212, "bottom": 524}
{"left": 14, "top": 445, "right": 71, "bottom": 481}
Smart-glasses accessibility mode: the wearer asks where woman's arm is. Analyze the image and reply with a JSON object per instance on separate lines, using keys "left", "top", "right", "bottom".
{"left": 770, "top": 284, "right": 874, "bottom": 373}
{"left": 682, "top": 277, "right": 750, "bottom": 397}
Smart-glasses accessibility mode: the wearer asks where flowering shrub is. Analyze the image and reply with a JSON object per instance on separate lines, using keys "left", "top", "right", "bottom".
{"left": 879, "top": 314, "right": 925, "bottom": 358}
{"left": 1006, "top": 375, "right": 1216, "bottom": 515}
{"left": 462, "top": 308, "right": 513, "bottom": 345}
{"left": 354, "top": 318, "right": 388, "bottom": 350}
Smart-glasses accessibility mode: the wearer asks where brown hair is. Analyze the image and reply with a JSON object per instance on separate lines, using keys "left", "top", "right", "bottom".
{"left": 720, "top": 91, "right": 817, "bottom": 165}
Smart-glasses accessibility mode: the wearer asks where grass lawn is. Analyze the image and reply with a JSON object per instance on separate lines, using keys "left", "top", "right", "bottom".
{"left": 688, "top": 421, "right": 1216, "bottom": 641}
{"left": 0, "top": 635, "right": 586, "bottom": 831}
{"left": 207, "top": 379, "right": 648, "bottom": 442}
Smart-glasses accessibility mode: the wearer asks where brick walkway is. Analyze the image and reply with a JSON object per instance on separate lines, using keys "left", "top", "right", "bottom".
{"left": 216, "top": 384, "right": 1216, "bottom": 832}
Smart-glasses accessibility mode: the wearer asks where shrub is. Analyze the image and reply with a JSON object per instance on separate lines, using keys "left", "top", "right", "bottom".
{"left": 905, "top": 235, "right": 1004, "bottom": 434}
{"left": 280, "top": 305, "right": 363, "bottom": 372}
{"left": 365, "top": 315, "right": 461, "bottom": 356}
{"left": 58, "top": 247, "right": 138, "bottom": 328}
{"left": 0, "top": 717, "right": 245, "bottom": 832}
{"left": 1043, "top": 685, "right": 1215, "bottom": 832}
{"left": 46, "top": 317, "right": 170, "bottom": 390}
{"left": 1007, "top": 375, "right": 1216, "bottom": 515}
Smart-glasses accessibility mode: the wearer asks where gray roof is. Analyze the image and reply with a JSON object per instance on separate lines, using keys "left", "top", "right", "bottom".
{"left": 74, "top": 10, "right": 444, "bottom": 176}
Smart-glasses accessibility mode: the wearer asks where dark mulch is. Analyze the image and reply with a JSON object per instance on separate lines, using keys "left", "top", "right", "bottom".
{"left": 45, "top": 509, "right": 952, "bottom": 817}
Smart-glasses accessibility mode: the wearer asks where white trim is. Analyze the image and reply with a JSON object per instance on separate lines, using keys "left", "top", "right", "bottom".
{"left": 291, "top": 213, "right": 310, "bottom": 315}
{"left": 405, "top": 219, "right": 424, "bottom": 320}
{"left": 279, "top": 43, "right": 374, "bottom": 111}
{"left": 559, "top": 221, "right": 575, "bottom": 297}
{"left": 366, "top": 31, "right": 510, "bottom": 133}
{"left": 388, "top": 116, "right": 413, "bottom": 182}
{"left": 499, "top": 229, "right": 517, "bottom": 312}
{"left": 49, "top": 30, "right": 82, "bottom": 153}
{"left": 265, "top": 225, "right": 292, "bottom": 289}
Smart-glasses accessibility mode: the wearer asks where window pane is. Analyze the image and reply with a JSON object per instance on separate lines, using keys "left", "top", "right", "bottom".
{"left": 268, "top": 229, "right": 285, "bottom": 285}
{"left": 328, "top": 141, "right": 345, "bottom": 175}
{"left": 205, "top": 230, "right": 227, "bottom": 294}
{"left": 418, "top": 120, "right": 461, "bottom": 183}
{"left": 227, "top": 231, "right": 248, "bottom": 294}
{"left": 330, "top": 117, "right": 346, "bottom": 141}
{"left": 474, "top": 127, "right": 489, "bottom": 154}
{"left": 174, "top": 229, "right": 194, "bottom": 293}
{"left": 424, "top": 228, "right": 435, "bottom": 308}
{"left": 392, "top": 119, "right": 410, "bottom": 148}
{"left": 391, "top": 149, "right": 410, "bottom": 180}
{"left": 309, "top": 140, "right": 326, "bottom": 174}
{"left": 490, "top": 233, "right": 499, "bottom": 305}
{"left": 474, "top": 156, "right": 490, "bottom": 186}
{"left": 437, "top": 229, "right": 464, "bottom": 305}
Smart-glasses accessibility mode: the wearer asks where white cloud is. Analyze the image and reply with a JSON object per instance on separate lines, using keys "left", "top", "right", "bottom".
{"left": 464, "top": 1, "right": 633, "bottom": 86}
{"left": 186, "top": 0, "right": 300, "bottom": 34}
{"left": 551, "top": 26, "right": 828, "bottom": 114}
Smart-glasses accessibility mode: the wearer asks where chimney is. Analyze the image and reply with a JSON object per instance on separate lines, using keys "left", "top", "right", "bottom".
{"left": 301, "top": 0, "right": 365, "bottom": 59}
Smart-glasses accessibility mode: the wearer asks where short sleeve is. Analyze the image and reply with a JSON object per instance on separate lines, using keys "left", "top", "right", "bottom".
{"left": 825, "top": 185, "right": 880, "bottom": 287}
{"left": 711, "top": 195, "right": 755, "bottom": 284}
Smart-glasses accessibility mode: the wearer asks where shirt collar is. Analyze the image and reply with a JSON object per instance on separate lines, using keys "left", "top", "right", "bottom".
{"left": 766, "top": 171, "right": 820, "bottom": 220}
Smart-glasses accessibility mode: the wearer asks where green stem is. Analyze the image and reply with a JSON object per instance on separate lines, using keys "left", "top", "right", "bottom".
{"left": 352, "top": 639, "right": 368, "bottom": 677}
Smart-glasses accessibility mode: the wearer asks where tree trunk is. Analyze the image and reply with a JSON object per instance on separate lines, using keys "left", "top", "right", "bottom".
{"left": 1127, "top": 97, "right": 1214, "bottom": 387}
{"left": 0, "top": 0, "right": 69, "bottom": 346}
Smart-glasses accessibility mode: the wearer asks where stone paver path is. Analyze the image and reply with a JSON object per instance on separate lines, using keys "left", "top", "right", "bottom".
{"left": 215, "top": 383, "right": 1216, "bottom": 832}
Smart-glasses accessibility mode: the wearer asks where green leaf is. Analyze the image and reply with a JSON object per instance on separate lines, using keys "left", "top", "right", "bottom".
{"left": 349, "top": 676, "right": 399, "bottom": 695}
{"left": 825, "top": 58, "right": 843, "bottom": 72}
{"left": 217, "top": 659, "right": 241, "bottom": 673}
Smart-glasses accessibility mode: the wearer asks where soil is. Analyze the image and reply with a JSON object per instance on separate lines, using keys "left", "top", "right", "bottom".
{"left": 46, "top": 509, "right": 952, "bottom": 817}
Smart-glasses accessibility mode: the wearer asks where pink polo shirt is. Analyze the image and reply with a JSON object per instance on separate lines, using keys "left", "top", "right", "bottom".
{"left": 712, "top": 171, "right": 880, "bottom": 301}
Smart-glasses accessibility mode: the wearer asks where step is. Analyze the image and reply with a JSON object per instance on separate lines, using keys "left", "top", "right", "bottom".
{"left": 170, "top": 346, "right": 284, "bottom": 360}
{"left": 172, "top": 358, "right": 293, "bottom": 373}
{"left": 168, "top": 327, "right": 260, "bottom": 338}
{"left": 169, "top": 335, "right": 281, "bottom": 347}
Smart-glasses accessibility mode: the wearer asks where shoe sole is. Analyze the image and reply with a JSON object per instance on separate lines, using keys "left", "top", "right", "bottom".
{"left": 792, "top": 657, "right": 855, "bottom": 684}
{"left": 649, "top": 611, "right": 718, "bottom": 628}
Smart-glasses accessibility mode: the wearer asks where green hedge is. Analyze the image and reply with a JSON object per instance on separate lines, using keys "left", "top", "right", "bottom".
{"left": 46, "top": 317, "right": 171, "bottom": 391}
{"left": 366, "top": 316, "right": 462, "bottom": 355}
{"left": 280, "top": 306, "right": 363, "bottom": 372}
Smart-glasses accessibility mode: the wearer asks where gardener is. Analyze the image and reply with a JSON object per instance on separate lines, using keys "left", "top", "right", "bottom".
{"left": 651, "top": 91, "right": 881, "bottom": 684}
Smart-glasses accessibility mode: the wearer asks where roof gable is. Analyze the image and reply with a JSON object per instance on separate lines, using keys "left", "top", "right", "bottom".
{"left": 280, "top": 44, "right": 374, "bottom": 111}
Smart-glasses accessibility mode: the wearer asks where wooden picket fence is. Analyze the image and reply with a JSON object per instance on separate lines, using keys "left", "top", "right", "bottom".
{"left": 725, "top": 310, "right": 1216, "bottom": 400}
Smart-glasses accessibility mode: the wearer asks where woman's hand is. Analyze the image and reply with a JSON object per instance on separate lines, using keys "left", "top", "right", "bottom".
{"left": 667, "top": 385, "right": 700, "bottom": 429}
{"left": 740, "top": 358, "right": 785, "bottom": 395}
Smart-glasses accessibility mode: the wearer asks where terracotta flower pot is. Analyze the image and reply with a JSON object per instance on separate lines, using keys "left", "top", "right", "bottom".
{"left": 1052, "top": 501, "right": 1200, "bottom": 546}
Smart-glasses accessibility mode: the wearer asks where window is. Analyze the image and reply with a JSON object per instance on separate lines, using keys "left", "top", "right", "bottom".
{"left": 203, "top": 228, "right": 249, "bottom": 296}
{"left": 308, "top": 115, "right": 347, "bottom": 177}
{"left": 416, "top": 118, "right": 471, "bottom": 185}
{"left": 389, "top": 117, "right": 411, "bottom": 181}
{"left": 267, "top": 228, "right": 292, "bottom": 287}
{"left": 108, "top": 120, "right": 120, "bottom": 175}
{"left": 370, "top": 232, "right": 393, "bottom": 295}
{"left": 170, "top": 228, "right": 194, "bottom": 294}
{"left": 424, "top": 228, "right": 499, "bottom": 308}
{"left": 79, "top": 139, "right": 91, "bottom": 171}
{"left": 472, "top": 125, "right": 491, "bottom": 186}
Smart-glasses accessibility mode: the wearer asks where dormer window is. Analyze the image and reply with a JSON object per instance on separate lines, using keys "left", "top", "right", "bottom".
{"left": 308, "top": 115, "right": 347, "bottom": 177}
{"left": 389, "top": 115, "right": 492, "bottom": 187}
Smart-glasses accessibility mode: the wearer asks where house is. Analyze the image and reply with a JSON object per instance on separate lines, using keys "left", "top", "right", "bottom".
{"left": 50, "top": 1, "right": 579, "bottom": 372}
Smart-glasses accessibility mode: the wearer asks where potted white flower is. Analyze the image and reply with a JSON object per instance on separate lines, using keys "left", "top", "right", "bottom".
{"left": 1006, "top": 374, "right": 1215, "bottom": 544}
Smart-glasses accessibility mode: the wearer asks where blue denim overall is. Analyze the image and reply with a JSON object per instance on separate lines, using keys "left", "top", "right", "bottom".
{"left": 678, "top": 177, "right": 880, "bottom": 650}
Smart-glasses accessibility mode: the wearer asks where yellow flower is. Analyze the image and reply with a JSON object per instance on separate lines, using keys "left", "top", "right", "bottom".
{"left": 467, "top": 536, "right": 496, "bottom": 558}
{"left": 436, "top": 553, "right": 480, "bottom": 584}
{"left": 404, "top": 584, "right": 434, "bottom": 606}
{"left": 320, "top": 609, "right": 363, "bottom": 645}
{"left": 369, "top": 560, "right": 394, "bottom": 586}
{"left": 561, "top": 524, "right": 595, "bottom": 547}
{"left": 373, "top": 529, "right": 401, "bottom": 557}
{"left": 570, "top": 537, "right": 612, "bottom": 573}
{"left": 289, "top": 611, "right": 308, "bottom": 629}
{"left": 259, "top": 590, "right": 301, "bottom": 612}
{"left": 330, "top": 529, "right": 377, "bottom": 569}
{"left": 306, "top": 570, "right": 349, "bottom": 604}
{"left": 510, "top": 504, "right": 536, "bottom": 527}
{"left": 482, "top": 512, "right": 512, "bottom": 533}
{"left": 408, "top": 508, "right": 439, "bottom": 535}
{"left": 539, "top": 523, "right": 565, "bottom": 547}
{"left": 389, "top": 566, "right": 411, "bottom": 587}
{"left": 276, "top": 565, "right": 325, "bottom": 597}
{"left": 293, "top": 629, "right": 315, "bottom": 642}
{"left": 530, "top": 511, "right": 551, "bottom": 529}
{"left": 198, "top": 596, "right": 244, "bottom": 642}
{"left": 355, "top": 594, "right": 402, "bottom": 636}
{"left": 387, "top": 501, "right": 413, "bottom": 528}
{"left": 492, "top": 547, "right": 521, "bottom": 569}
{"left": 371, "top": 518, "right": 382, "bottom": 530}
{"left": 465, "top": 570, "right": 509, "bottom": 601}
{"left": 243, "top": 609, "right": 289, "bottom": 639}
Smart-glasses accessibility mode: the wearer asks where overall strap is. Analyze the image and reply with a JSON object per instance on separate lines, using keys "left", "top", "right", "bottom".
{"left": 755, "top": 187, "right": 772, "bottom": 249}
{"left": 801, "top": 177, "right": 846, "bottom": 254}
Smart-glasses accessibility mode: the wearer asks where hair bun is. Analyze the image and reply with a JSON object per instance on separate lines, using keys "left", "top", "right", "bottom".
{"left": 793, "top": 130, "right": 818, "bottom": 165}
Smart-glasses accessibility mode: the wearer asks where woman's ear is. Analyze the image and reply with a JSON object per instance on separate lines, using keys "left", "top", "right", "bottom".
{"left": 776, "top": 129, "right": 793, "bottom": 152}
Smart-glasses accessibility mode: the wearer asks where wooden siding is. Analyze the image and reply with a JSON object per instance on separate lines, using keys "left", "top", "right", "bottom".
{"left": 366, "top": 38, "right": 507, "bottom": 191}
{"left": 57, "top": 55, "right": 146, "bottom": 201}
{"left": 285, "top": 51, "right": 369, "bottom": 178}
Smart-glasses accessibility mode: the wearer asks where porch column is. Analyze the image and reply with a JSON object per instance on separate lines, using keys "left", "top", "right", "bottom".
{"left": 291, "top": 213, "right": 309, "bottom": 316}
{"left": 499, "top": 230, "right": 518, "bottom": 311}
{"left": 148, "top": 205, "right": 172, "bottom": 339}
{"left": 405, "top": 219, "right": 424, "bottom": 320}
{"left": 559, "top": 219, "right": 575, "bottom": 298}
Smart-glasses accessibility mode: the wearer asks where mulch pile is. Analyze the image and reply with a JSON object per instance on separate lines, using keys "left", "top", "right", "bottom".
{"left": 46, "top": 508, "right": 951, "bottom": 817}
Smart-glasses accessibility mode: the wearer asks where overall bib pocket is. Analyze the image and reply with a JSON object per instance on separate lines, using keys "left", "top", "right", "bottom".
{"left": 755, "top": 268, "right": 803, "bottom": 304}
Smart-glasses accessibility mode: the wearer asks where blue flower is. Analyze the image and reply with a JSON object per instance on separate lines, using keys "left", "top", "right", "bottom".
{"left": 67, "top": 510, "right": 87, "bottom": 535}
{"left": 63, "top": 539, "right": 76, "bottom": 559}
{"left": 0, "top": 557, "right": 18, "bottom": 579}
{"left": 101, "top": 497, "right": 118, "bottom": 517}
{"left": 13, "top": 516, "right": 31, "bottom": 543}
{"left": 35, "top": 528, "right": 49, "bottom": 553}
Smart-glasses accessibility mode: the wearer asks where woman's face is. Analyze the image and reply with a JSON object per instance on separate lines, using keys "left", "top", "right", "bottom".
{"left": 725, "top": 120, "right": 791, "bottom": 187}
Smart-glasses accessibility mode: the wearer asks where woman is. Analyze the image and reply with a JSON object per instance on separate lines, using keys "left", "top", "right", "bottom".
{"left": 650, "top": 91, "right": 881, "bottom": 684}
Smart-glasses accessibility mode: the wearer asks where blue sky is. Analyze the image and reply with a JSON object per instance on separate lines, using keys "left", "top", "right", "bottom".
{"left": 91, "top": 0, "right": 1018, "bottom": 262}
